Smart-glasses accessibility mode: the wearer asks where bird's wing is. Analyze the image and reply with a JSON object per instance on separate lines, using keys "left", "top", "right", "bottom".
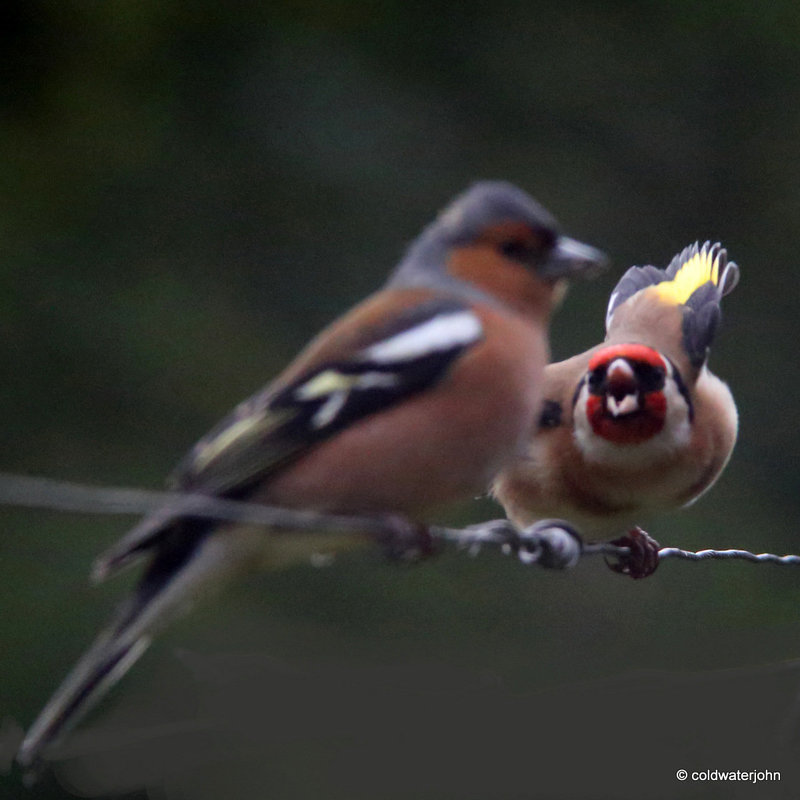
{"left": 94, "top": 296, "right": 484, "bottom": 579}
{"left": 605, "top": 241, "right": 739, "bottom": 370}
{"left": 175, "top": 296, "right": 484, "bottom": 495}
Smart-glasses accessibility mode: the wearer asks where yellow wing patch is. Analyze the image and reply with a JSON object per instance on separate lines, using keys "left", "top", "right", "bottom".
{"left": 651, "top": 245, "right": 723, "bottom": 305}
{"left": 295, "top": 369, "right": 361, "bottom": 399}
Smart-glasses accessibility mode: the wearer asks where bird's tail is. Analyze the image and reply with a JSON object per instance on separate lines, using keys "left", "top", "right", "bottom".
{"left": 16, "top": 626, "right": 153, "bottom": 771}
{"left": 16, "top": 522, "right": 245, "bottom": 770}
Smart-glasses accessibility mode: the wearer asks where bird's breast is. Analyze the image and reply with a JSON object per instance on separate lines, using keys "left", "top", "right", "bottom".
{"left": 263, "top": 305, "right": 548, "bottom": 519}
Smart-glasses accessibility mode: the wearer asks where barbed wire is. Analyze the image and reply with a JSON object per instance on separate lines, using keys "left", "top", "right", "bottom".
{"left": 1, "top": 471, "right": 798, "bottom": 573}
{"left": 656, "top": 546, "right": 800, "bottom": 565}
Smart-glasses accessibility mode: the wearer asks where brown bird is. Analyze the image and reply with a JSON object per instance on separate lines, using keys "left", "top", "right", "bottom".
{"left": 18, "top": 182, "right": 605, "bottom": 768}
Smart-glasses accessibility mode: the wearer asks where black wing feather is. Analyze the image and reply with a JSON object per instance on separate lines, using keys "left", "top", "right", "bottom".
{"left": 174, "top": 298, "right": 483, "bottom": 496}
{"left": 95, "top": 298, "right": 483, "bottom": 579}
{"left": 605, "top": 241, "right": 739, "bottom": 368}
{"left": 605, "top": 265, "right": 667, "bottom": 329}
{"left": 682, "top": 283, "right": 722, "bottom": 367}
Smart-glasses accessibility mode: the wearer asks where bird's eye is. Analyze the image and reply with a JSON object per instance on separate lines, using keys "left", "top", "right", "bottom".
{"left": 499, "top": 239, "right": 532, "bottom": 261}
{"left": 634, "top": 363, "right": 666, "bottom": 393}
{"left": 588, "top": 367, "right": 605, "bottom": 394}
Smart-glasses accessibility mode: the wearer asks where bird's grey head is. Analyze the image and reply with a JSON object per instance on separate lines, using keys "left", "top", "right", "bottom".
{"left": 387, "top": 181, "right": 604, "bottom": 291}
{"left": 431, "top": 181, "right": 560, "bottom": 244}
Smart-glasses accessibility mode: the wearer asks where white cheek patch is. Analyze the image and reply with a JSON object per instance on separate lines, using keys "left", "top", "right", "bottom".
{"left": 574, "top": 377, "right": 691, "bottom": 467}
{"left": 573, "top": 383, "right": 596, "bottom": 454}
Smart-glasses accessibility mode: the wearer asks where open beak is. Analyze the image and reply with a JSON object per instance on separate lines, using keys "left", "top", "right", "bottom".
{"left": 605, "top": 358, "right": 640, "bottom": 417}
{"left": 607, "top": 393, "right": 640, "bottom": 417}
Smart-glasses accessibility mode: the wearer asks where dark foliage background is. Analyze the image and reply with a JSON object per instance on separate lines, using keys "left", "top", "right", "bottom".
{"left": 2, "top": 2, "right": 800, "bottom": 798}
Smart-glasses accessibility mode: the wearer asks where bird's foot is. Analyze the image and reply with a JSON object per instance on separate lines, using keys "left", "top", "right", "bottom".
{"left": 605, "top": 526, "right": 660, "bottom": 579}
{"left": 375, "top": 514, "right": 442, "bottom": 562}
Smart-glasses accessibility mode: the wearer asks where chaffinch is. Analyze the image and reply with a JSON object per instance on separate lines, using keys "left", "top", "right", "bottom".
{"left": 19, "top": 181, "right": 605, "bottom": 766}
{"left": 493, "top": 241, "right": 739, "bottom": 574}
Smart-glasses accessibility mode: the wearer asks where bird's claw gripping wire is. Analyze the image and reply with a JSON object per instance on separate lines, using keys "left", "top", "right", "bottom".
{"left": 375, "top": 514, "right": 443, "bottom": 562}
{"left": 604, "top": 526, "right": 661, "bottom": 579}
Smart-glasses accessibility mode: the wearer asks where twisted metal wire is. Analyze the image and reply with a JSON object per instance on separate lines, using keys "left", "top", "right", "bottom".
{"left": 656, "top": 546, "right": 800, "bottom": 565}
{"left": 583, "top": 541, "right": 800, "bottom": 565}
{"left": 1, "top": 471, "right": 798, "bottom": 569}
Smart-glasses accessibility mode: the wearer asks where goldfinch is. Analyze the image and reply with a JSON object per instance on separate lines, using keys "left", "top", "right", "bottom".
{"left": 493, "top": 241, "right": 739, "bottom": 574}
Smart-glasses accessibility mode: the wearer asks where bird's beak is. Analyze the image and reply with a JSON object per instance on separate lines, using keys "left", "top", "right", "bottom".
{"left": 539, "top": 235, "right": 607, "bottom": 279}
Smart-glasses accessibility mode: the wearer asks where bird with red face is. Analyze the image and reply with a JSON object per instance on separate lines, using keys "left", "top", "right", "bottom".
{"left": 493, "top": 242, "right": 739, "bottom": 573}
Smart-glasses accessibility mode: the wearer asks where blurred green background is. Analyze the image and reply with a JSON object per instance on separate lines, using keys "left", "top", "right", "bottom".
{"left": 3, "top": 1, "right": 800, "bottom": 798}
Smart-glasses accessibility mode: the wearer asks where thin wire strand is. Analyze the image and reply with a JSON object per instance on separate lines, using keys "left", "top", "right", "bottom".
{"left": 1, "top": 471, "right": 799, "bottom": 567}
{"left": 584, "top": 541, "right": 800, "bottom": 564}
{"left": 657, "top": 546, "right": 800, "bottom": 565}
{"left": 0, "top": 472, "right": 389, "bottom": 535}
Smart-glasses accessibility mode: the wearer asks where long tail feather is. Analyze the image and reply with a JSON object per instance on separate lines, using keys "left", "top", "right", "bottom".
{"left": 17, "top": 633, "right": 151, "bottom": 769}
{"left": 17, "top": 525, "right": 227, "bottom": 769}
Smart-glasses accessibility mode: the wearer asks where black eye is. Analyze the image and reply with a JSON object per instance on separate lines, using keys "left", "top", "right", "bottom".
{"left": 634, "top": 363, "right": 666, "bottom": 392}
{"left": 588, "top": 367, "right": 605, "bottom": 394}
{"left": 499, "top": 239, "right": 532, "bottom": 261}
{"left": 533, "top": 227, "right": 557, "bottom": 251}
